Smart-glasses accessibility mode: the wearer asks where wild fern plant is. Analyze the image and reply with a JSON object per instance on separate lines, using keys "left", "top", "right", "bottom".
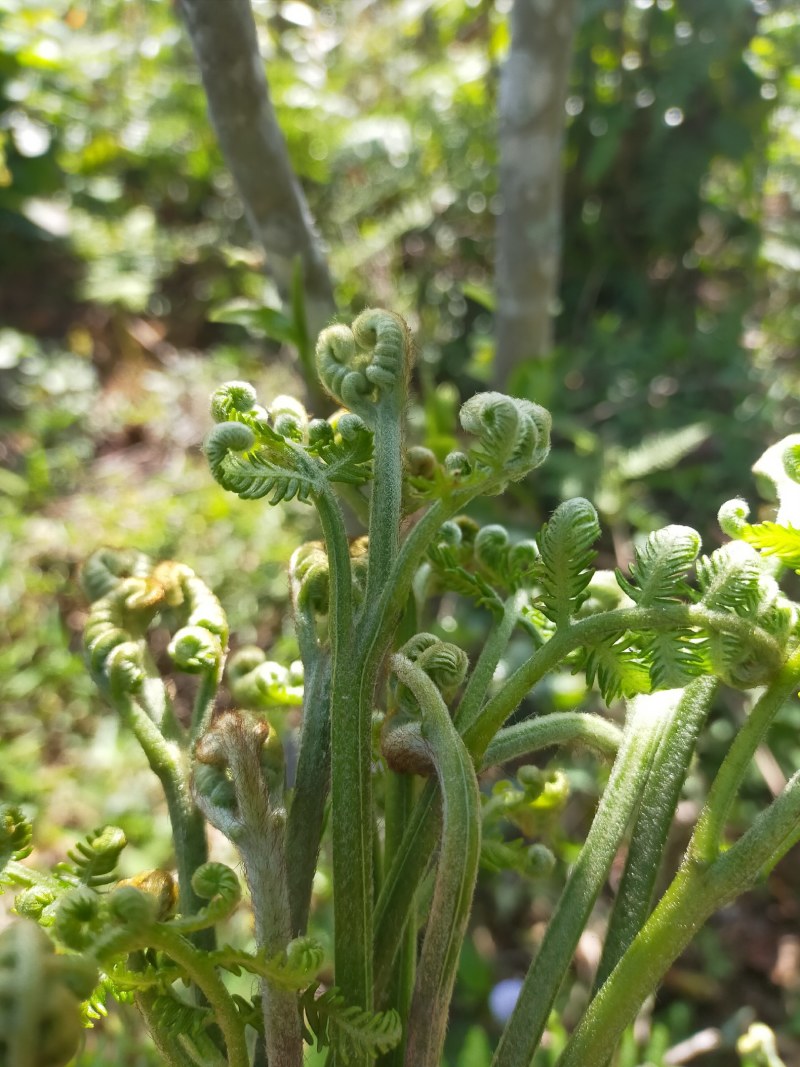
{"left": 3, "top": 310, "right": 800, "bottom": 1067}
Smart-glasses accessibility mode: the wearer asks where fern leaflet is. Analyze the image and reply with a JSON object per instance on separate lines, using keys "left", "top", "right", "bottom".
{"left": 582, "top": 635, "right": 651, "bottom": 704}
{"left": 301, "top": 983, "right": 402, "bottom": 1064}
{"left": 741, "top": 522, "right": 800, "bottom": 573}
{"left": 616, "top": 525, "right": 700, "bottom": 606}
{"left": 537, "top": 498, "right": 600, "bottom": 627}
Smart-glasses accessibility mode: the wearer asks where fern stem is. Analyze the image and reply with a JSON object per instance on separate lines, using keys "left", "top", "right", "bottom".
{"left": 455, "top": 590, "right": 527, "bottom": 735}
{"left": 286, "top": 659, "right": 331, "bottom": 935}
{"left": 190, "top": 665, "right": 222, "bottom": 743}
{"left": 482, "top": 711, "right": 623, "bottom": 768}
{"left": 114, "top": 691, "right": 210, "bottom": 942}
{"left": 557, "top": 767, "right": 800, "bottom": 1067}
{"left": 365, "top": 391, "right": 403, "bottom": 608}
{"left": 317, "top": 484, "right": 374, "bottom": 1026}
{"left": 466, "top": 604, "right": 783, "bottom": 757}
{"left": 594, "top": 678, "right": 717, "bottom": 991}
{"left": 390, "top": 654, "right": 481, "bottom": 1067}
{"left": 690, "top": 643, "right": 800, "bottom": 864}
{"left": 491, "top": 695, "right": 669, "bottom": 1067}
{"left": 379, "top": 771, "right": 416, "bottom": 1062}
{"left": 373, "top": 781, "right": 439, "bottom": 1001}
{"left": 119, "top": 926, "right": 249, "bottom": 1067}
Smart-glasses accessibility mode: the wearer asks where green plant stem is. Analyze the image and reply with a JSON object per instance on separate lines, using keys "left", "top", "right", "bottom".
{"left": 390, "top": 654, "right": 481, "bottom": 1067}
{"left": 557, "top": 767, "right": 800, "bottom": 1067}
{"left": 365, "top": 392, "right": 403, "bottom": 608}
{"left": 492, "top": 694, "right": 671, "bottom": 1067}
{"left": 286, "top": 658, "right": 331, "bottom": 935}
{"left": 455, "top": 591, "right": 527, "bottom": 734}
{"left": 466, "top": 604, "right": 781, "bottom": 756}
{"left": 482, "top": 711, "right": 623, "bottom": 768}
{"left": 108, "top": 925, "right": 249, "bottom": 1067}
{"left": 691, "top": 643, "right": 800, "bottom": 864}
{"left": 190, "top": 665, "right": 222, "bottom": 742}
{"left": 374, "top": 604, "right": 775, "bottom": 990}
{"left": 594, "top": 678, "right": 717, "bottom": 991}
{"left": 379, "top": 774, "right": 416, "bottom": 1064}
{"left": 373, "top": 780, "right": 439, "bottom": 1001}
{"left": 114, "top": 690, "right": 210, "bottom": 939}
{"left": 228, "top": 744, "right": 303, "bottom": 1067}
{"left": 380, "top": 770, "right": 416, "bottom": 1060}
{"left": 317, "top": 485, "right": 373, "bottom": 1022}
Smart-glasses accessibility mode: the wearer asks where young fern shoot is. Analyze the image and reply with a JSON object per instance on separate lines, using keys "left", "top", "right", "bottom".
{"left": 4, "top": 311, "right": 800, "bottom": 1067}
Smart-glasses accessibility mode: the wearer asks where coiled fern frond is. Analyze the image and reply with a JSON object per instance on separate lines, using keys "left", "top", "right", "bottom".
{"left": 0, "top": 804, "right": 32, "bottom": 869}
{"left": 227, "top": 649, "right": 304, "bottom": 710}
{"left": 316, "top": 309, "right": 412, "bottom": 422}
{"left": 80, "top": 548, "right": 150, "bottom": 603}
{"left": 56, "top": 826, "right": 127, "bottom": 888}
{"left": 457, "top": 391, "right": 551, "bottom": 490}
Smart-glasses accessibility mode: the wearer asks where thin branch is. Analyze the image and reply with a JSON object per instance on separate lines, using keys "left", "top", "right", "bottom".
{"left": 177, "top": 0, "right": 335, "bottom": 338}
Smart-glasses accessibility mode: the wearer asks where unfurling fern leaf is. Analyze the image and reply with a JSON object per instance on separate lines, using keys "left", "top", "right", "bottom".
{"left": 148, "top": 992, "right": 212, "bottom": 1040}
{"left": 616, "top": 525, "right": 700, "bottom": 606}
{"left": 741, "top": 522, "right": 800, "bottom": 573}
{"left": 56, "top": 826, "right": 127, "bottom": 888}
{"left": 307, "top": 411, "right": 373, "bottom": 486}
{"left": 301, "top": 983, "right": 402, "bottom": 1064}
{"left": 537, "top": 499, "right": 601, "bottom": 627}
{"left": 582, "top": 635, "right": 651, "bottom": 705}
{"left": 206, "top": 421, "right": 317, "bottom": 504}
{"left": 426, "top": 542, "right": 504, "bottom": 615}
{"left": 0, "top": 805, "right": 33, "bottom": 870}
{"left": 695, "top": 542, "right": 763, "bottom": 616}
{"left": 458, "top": 392, "right": 551, "bottom": 486}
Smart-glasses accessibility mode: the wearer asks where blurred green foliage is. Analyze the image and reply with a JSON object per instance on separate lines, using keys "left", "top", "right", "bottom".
{"left": 1, "top": 0, "right": 799, "bottom": 1064}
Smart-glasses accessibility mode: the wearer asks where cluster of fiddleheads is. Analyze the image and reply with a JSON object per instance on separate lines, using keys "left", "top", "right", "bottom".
{"left": 9, "top": 312, "right": 800, "bottom": 1067}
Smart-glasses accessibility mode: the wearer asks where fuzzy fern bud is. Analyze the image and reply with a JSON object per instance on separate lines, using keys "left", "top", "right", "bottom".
{"left": 316, "top": 309, "right": 412, "bottom": 423}
{"left": 718, "top": 498, "right": 751, "bottom": 539}
{"left": 52, "top": 886, "right": 101, "bottom": 951}
{"left": 108, "top": 885, "right": 159, "bottom": 926}
{"left": 168, "top": 626, "right": 223, "bottom": 673}
{"left": 459, "top": 392, "right": 551, "bottom": 487}
{"left": 291, "top": 541, "right": 330, "bottom": 613}
{"left": 210, "top": 380, "right": 259, "bottom": 423}
{"left": 115, "top": 870, "right": 177, "bottom": 921}
{"left": 81, "top": 548, "right": 150, "bottom": 603}
{"left": 270, "top": 394, "right": 309, "bottom": 440}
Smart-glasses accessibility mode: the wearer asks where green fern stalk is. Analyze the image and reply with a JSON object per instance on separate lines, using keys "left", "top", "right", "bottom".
{"left": 491, "top": 692, "right": 671, "bottom": 1067}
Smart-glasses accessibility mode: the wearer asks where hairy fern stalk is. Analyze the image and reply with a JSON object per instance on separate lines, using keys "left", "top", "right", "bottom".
{"left": 3, "top": 312, "right": 800, "bottom": 1067}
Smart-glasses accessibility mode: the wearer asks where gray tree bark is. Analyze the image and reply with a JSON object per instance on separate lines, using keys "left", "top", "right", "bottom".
{"left": 178, "top": 0, "right": 335, "bottom": 341}
{"left": 494, "top": 0, "right": 578, "bottom": 386}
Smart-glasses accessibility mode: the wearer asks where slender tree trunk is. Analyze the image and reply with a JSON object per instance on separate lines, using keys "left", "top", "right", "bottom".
{"left": 494, "top": 0, "right": 577, "bottom": 386}
{"left": 177, "top": 0, "right": 335, "bottom": 341}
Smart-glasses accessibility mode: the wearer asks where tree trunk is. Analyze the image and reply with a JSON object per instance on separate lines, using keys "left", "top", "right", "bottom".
{"left": 494, "top": 0, "right": 577, "bottom": 386}
{"left": 178, "top": 0, "right": 335, "bottom": 342}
